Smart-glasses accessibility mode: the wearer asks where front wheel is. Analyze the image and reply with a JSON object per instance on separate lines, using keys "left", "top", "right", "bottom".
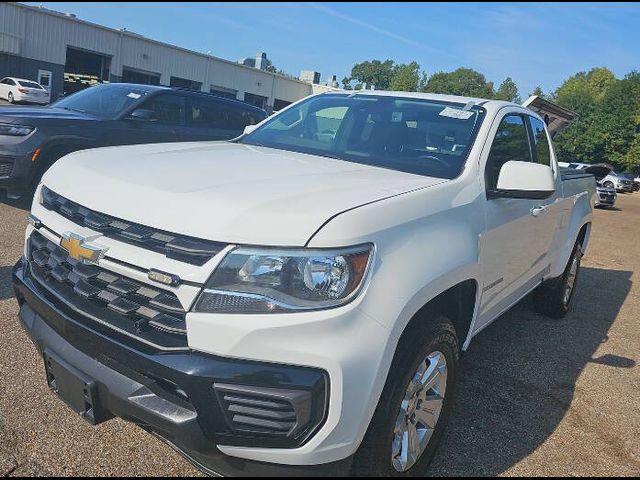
{"left": 353, "top": 316, "right": 459, "bottom": 477}
{"left": 534, "top": 243, "right": 582, "bottom": 319}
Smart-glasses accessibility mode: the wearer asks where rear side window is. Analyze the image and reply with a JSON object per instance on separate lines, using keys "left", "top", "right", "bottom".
{"left": 18, "top": 80, "right": 43, "bottom": 89}
{"left": 485, "top": 115, "right": 532, "bottom": 191}
{"left": 529, "top": 116, "right": 551, "bottom": 166}
{"left": 188, "top": 99, "right": 227, "bottom": 129}
{"left": 142, "top": 94, "right": 183, "bottom": 125}
{"left": 2, "top": 78, "right": 16, "bottom": 86}
{"left": 188, "top": 98, "right": 263, "bottom": 132}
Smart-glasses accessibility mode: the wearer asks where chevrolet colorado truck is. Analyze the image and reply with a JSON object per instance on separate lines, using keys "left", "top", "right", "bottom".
{"left": 13, "top": 92, "right": 594, "bottom": 476}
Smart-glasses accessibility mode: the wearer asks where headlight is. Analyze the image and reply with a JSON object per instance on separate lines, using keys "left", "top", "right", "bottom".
{"left": 0, "top": 123, "right": 35, "bottom": 136}
{"left": 194, "top": 244, "right": 373, "bottom": 314}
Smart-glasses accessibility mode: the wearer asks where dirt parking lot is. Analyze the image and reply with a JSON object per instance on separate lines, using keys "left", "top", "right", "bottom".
{"left": 0, "top": 193, "right": 639, "bottom": 477}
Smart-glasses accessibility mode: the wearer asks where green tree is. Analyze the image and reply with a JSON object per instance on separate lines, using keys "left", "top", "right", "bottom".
{"left": 344, "top": 59, "right": 395, "bottom": 90}
{"left": 421, "top": 68, "right": 495, "bottom": 98}
{"left": 530, "top": 85, "right": 546, "bottom": 99}
{"left": 624, "top": 134, "right": 640, "bottom": 172}
{"left": 494, "top": 77, "right": 521, "bottom": 103}
{"left": 389, "top": 61, "right": 421, "bottom": 92}
{"left": 553, "top": 67, "right": 618, "bottom": 165}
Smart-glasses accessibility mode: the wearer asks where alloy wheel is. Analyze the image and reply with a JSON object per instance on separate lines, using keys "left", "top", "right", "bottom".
{"left": 391, "top": 351, "right": 447, "bottom": 473}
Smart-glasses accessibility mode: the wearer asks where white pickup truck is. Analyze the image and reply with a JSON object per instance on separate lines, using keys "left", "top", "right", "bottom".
{"left": 13, "top": 91, "right": 595, "bottom": 476}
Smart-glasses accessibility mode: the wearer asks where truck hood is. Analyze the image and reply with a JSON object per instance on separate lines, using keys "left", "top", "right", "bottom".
{"left": 42, "top": 142, "right": 446, "bottom": 246}
{"left": 0, "top": 106, "right": 96, "bottom": 123}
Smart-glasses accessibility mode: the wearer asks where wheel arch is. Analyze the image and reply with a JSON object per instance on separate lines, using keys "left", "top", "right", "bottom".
{"left": 398, "top": 278, "right": 479, "bottom": 354}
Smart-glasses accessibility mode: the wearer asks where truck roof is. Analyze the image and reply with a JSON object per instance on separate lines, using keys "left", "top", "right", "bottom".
{"left": 323, "top": 89, "right": 515, "bottom": 108}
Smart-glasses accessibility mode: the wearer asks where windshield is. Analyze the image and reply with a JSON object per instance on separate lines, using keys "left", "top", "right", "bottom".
{"left": 18, "top": 80, "right": 44, "bottom": 89}
{"left": 241, "top": 94, "right": 485, "bottom": 179}
{"left": 51, "top": 84, "right": 152, "bottom": 118}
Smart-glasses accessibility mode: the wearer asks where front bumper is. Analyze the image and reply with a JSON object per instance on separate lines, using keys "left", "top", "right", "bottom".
{"left": 12, "top": 259, "right": 352, "bottom": 476}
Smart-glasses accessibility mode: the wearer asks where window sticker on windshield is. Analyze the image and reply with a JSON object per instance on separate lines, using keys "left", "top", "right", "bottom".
{"left": 127, "top": 92, "right": 141, "bottom": 99}
{"left": 439, "top": 107, "right": 474, "bottom": 120}
{"left": 392, "top": 111, "right": 403, "bottom": 122}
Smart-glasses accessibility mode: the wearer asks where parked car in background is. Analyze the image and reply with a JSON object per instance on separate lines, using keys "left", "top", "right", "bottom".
{"left": 0, "top": 77, "right": 50, "bottom": 105}
{"left": 559, "top": 162, "right": 634, "bottom": 194}
{"left": 621, "top": 172, "right": 640, "bottom": 191}
{"left": 0, "top": 83, "right": 266, "bottom": 199}
{"left": 13, "top": 91, "right": 594, "bottom": 476}
{"left": 601, "top": 171, "right": 635, "bottom": 193}
{"left": 584, "top": 164, "right": 617, "bottom": 208}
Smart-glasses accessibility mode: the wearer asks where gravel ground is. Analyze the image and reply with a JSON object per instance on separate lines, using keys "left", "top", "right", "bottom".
{"left": 0, "top": 193, "right": 639, "bottom": 477}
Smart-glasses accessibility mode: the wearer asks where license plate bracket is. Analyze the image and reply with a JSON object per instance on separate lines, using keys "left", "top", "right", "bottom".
{"left": 44, "top": 351, "right": 112, "bottom": 425}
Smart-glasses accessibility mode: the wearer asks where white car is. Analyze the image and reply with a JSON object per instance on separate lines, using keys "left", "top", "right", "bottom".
{"left": 13, "top": 92, "right": 595, "bottom": 476}
{"left": 0, "top": 77, "right": 50, "bottom": 105}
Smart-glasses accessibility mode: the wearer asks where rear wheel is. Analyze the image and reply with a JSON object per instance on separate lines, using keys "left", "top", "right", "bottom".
{"left": 7, "top": 92, "right": 14, "bottom": 103}
{"left": 534, "top": 242, "right": 582, "bottom": 319}
{"left": 353, "top": 315, "right": 459, "bottom": 477}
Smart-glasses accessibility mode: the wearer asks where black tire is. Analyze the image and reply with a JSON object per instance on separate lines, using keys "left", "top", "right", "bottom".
{"left": 603, "top": 181, "right": 614, "bottom": 189}
{"left": 534, "top": 242, "right": 582, "bottom": 319}
{"left": 353, "top": 315, "right": 459, "bottom": 477}
{"left": 7, "top": 92, "right": 14, "bottom": 104}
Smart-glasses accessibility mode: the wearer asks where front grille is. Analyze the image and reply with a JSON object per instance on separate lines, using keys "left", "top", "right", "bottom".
{"left": 41, "top": 186, "right": 226, "bottom": 266}
{"left": 28, "top": 230, "right": 188, "bottom": 350}
{"left": 0, "top": 162, "right": 13, "bottom": 178}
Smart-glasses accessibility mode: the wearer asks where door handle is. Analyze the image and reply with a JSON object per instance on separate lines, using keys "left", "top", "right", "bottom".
{"left": 530, "top": 205, "right": 548, "bottom": 217}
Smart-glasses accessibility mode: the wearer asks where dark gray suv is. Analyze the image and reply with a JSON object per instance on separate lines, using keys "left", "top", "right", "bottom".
{"left": 0, "top": 83, "right": 266, "bottom": 199}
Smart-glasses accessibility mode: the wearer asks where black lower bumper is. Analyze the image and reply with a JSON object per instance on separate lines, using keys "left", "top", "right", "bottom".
{"left": 12, "top": 260, "right": 352, "bottom": 476}
{"left": 0, "top": 154, "right": 34, "bottom": 199}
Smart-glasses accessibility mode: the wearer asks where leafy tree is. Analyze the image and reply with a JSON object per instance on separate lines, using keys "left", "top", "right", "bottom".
{"left": 344, "top": 59, "right": 395, "bottom": 90}
{"left": 530, "top": 85, "right": 546, "bottom": 99}
{"left": 421, "top": 68, "right": 495, "bottom": 98}
{"left": 552, "top": 68, "right": 640, "bottom": 169}
{"left": 389, "top": 62, "right": 421, "bottom": 92}
{"left": 624, "top": 134, "right": 640, "bottom": 172}
{"left": 494, "top": 77, "right": 521, "bottom": 103}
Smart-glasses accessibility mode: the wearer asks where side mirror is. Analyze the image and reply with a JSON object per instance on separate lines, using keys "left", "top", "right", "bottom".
{"left": 492, "top": 161, "right": 555, "bottom": 200}
{"left": 243, "top": 124, "right": 258, "bottom": 136}
{"left": 128, "top": 109, "right": 157, "bottom": 122}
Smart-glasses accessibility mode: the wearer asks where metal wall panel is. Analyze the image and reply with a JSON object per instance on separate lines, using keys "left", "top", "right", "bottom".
{"left": 1, "top": 2, "right": 314, "bottom": 107}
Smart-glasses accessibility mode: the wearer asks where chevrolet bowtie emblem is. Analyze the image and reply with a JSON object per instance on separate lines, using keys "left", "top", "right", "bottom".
{"left": 60, "top": 232, "right": 107, "bottom": 264}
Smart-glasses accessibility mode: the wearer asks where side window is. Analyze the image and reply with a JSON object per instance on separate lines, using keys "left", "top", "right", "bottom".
{"left": 188, "top": 98, "right": 227, "bottom": 129}
{"left": 529, "top": 116, "right": 552, "bottom": 166}
{"left": 315, "top": 106, "right": 348, "bottom": 129}
{"left": 141, "top": 94, "right": 183, "bottom": 125}
{"left": 485, "top": 115, "right": 532, "bottom": 191}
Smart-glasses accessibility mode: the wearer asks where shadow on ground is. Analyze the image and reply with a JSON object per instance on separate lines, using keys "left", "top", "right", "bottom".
{"left": 426, "top": 266, "right": 633, "bottom": 476}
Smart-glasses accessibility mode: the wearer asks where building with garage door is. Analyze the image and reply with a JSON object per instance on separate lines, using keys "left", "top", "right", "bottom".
{"left": 0, "top": 2, "right": 315, "bottom": 111}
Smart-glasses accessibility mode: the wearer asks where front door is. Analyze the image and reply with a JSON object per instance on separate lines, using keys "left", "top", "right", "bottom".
{"left": 477, "top": 113, "right": 556, "bottom": 329}
{"left": 116, "top": 93, "right": 185, "bottom": 145}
